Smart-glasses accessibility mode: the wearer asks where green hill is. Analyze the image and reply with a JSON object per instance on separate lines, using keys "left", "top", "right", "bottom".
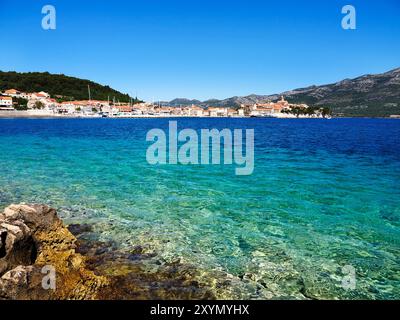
{"left": 0, "top": 71, "right": 139, "bottom": 103}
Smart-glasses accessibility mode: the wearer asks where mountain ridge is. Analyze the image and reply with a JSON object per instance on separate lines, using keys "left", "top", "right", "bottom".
{"left": 165, "top": 68, "right": 400, "bottom": 117}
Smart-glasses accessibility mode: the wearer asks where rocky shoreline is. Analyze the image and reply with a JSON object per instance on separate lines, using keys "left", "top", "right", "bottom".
{"left": 0, "top": 203, "right": 215, "bottom": 300}
{"left": 0, "top": 204, "right": 108, "bottom": 299}
{"left": 0, "top": 203, "right": 313, "bottom": 300}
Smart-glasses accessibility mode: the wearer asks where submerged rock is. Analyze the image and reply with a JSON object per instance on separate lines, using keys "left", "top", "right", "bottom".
{"left": 0, "top": 204, "right": 107, "bottom": 300}
{"left": 0, "top": 203, "right": 216, "bottom": 300}
{"left": 0, "top": 203, "right": 307, "bottom": 300}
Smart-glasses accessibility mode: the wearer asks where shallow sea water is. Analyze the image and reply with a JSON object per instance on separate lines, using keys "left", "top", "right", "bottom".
{"left": 0, "top": 118, "right": 399, "bottom": 299}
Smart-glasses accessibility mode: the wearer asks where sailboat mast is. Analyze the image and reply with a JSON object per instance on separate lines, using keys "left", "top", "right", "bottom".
{"left": 88, "top": 85, "right": 91, "bottom": 102}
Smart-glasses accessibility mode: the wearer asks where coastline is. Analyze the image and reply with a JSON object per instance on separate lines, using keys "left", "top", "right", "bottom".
{"left": 0, "top": 203, "right": 217, "bottom": 300}
{"left": 1, "top": 203, "right": 306, "bottom": 300}
{"left": 0, "top": 111, "right": 397, "bottom": 119}
{"left": 1, "top": 203, "right": 294, "bottom": 300}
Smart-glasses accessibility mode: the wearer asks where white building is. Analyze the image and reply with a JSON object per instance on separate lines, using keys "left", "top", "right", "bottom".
{"left": 2, "top": 89, "right": 33, "bottom": 100}
{"left": 2, "top": 89, "right": 51, "bottom": 101}
{"left": 208, "top": 107, "right": 228, "bottom": 117}
{"left": 3, "top": 89, "right": 21, "bottom": 97}
{"left": 37, "top": 91, "right": 50, "bottom": 98}
{"left": 188, "top": 105, "right": 204, "bottom": 117}
{"left": 0, "top": 96, "right": 12, "bottom": 106}
{"left": 0, "top": 96, "right": 14, "bottom": 110}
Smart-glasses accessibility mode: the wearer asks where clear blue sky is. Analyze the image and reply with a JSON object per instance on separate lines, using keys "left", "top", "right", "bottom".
{"left": 0, "top": 0, "right": 399, "bottom": 101}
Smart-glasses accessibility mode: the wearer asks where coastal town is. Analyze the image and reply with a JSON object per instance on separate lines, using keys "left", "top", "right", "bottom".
{"left": 0, "top": 88, "right": 330, "bottom": 118}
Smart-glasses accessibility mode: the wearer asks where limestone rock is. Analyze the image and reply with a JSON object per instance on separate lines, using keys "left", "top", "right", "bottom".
{"left": 0, "top": 204, "right": 107, "bottom": 300}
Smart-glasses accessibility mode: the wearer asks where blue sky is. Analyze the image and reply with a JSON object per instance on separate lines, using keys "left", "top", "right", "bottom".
{"left": 0, "top": 0, "right": 399, "bottom": 101}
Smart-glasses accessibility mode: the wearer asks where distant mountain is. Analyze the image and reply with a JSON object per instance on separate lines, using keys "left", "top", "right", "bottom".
{"left": 166, "top": 68, "right": 400, "bottom": 117}
{"left": 168, "top": 98, "right": 202, "bottom": 106}
{"left": 0, "top": 71, "right": 138, "bottom": 103}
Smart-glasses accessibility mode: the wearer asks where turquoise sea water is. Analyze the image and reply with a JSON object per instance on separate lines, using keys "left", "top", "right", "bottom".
{"left": 0, "top": 118, "right": 399, "bottom": 299}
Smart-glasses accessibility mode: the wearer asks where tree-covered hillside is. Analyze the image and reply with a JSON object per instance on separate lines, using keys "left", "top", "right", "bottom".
{"left": 0, "top": 71, "right": 139, "bottom": 103}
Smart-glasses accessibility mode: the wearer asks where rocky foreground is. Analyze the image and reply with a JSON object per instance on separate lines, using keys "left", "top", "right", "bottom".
{"left": 0, "top": 204, "right": 215, "bottom": 300}
{"left": 0, "top": 204, "right": 108, "bottom": 299}
{"left": 0, "top": 203, "right": 316, "bottom": 300}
